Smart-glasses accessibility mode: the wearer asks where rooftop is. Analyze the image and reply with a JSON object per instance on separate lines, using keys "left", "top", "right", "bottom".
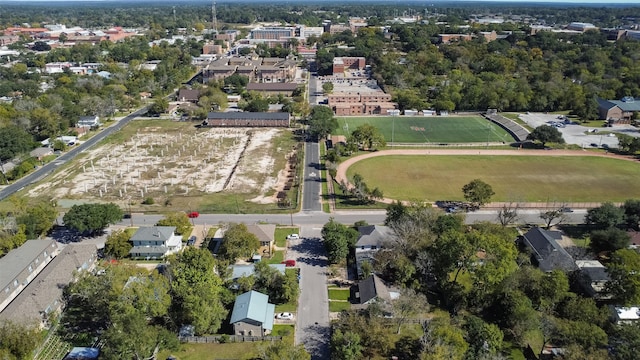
{"left": 0, "top": 240, "right": 57, "bottom": 293}
{"left": 130, "top": 226, "right": 176, "bottom": 242}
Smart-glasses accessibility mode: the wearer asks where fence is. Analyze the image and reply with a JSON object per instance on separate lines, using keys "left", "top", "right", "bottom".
{"left": 180, "top": 335, "right": 283, "bottom": 344}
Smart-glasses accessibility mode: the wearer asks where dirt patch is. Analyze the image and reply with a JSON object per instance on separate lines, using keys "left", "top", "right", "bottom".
{"left": 28, "top": 126, "right": 292, "bottom": 205}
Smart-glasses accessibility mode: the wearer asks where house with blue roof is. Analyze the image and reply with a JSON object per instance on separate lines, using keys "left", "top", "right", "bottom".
{"left": 597, "top": 96, "right": 640, "bottom": 123}
{"left": 229, "top": 290, "right": 275, "bottom": 336}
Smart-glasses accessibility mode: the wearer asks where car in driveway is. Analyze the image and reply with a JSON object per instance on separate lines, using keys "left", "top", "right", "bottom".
{"left": 275, "top": 312, "right": 294, "bottom": 320}
{"left": 282, "top": 259, "right": 296, "bottom": 267}
{"left": 286, "top": 233, "right": 300, "bottom": 240}
{"left": 187, "top": 236, "right": 196, "bottom": 246}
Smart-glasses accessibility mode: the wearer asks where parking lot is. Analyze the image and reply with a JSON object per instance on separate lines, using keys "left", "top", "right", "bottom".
{"left": 518, "top": 112, "right": 640, "bottom": 149}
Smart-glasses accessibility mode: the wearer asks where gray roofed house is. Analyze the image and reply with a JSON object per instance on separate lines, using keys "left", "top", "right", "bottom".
{"left": 246, "top": 82, "right": 299, "bottom": 96}
{"left": 129, "top": 226, "right": 183, "bottom": 259}
{"left": 522, "top": 227, "right": 576, "bottom": 272}
{"left": 354, "top": 274, "right": 391, "bottom": 305}
{"left": 229, "top": 263, "right": 286, "bottom": 280}
{"left": 30, "top": 147, "right": 54, "bottom": 160}
{"left": 0, "top": 243, "right": 96, "bottom": 328}
{"left": 355, "top": 225, "right": 393, "bottom": 277}
{"left": 0, "top": 239, "right": 59, "bottom": 313}
{"left": 177, "top": 89, "right": 201, "bottom": 103}
{"left": 77, "top": 115, "right": 100, "bottom": 128}
{"left": 597, "top": 96, "right": 640, "bottom": 123}
{"left": 229, "top": 290, "right": 275, "bottom": 336}
{"left": 575, "top": 260, "right": 610, "bottom": 298}
{"left": 245, "top": 223, "right": 276, "bottom": 250}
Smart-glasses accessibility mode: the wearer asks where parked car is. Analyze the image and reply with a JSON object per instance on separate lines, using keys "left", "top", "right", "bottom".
{"left": 286, "top": 233, "right": 300, "bottom": 240}
{"left": 560, "top": 207, "right": 574, "bottom": 213}
{"left": 282, "top": 259, "right": 296, "bottom": 267}
{"left": 187, "top": 236, "right": 196, "bottom": 246}
{"left": 188, "top": 211, "right": 199, "bottom": 218}
{"left": 276, "top": 312, "right": 294, "bottom": 320}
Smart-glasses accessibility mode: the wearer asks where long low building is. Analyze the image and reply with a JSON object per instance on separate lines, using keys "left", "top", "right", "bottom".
{"left": 205, "top": 112, "right": 290, "bottom": 127}
{"left": 0, "top": 239, "right": 59, "bottom": 313}
{"left": 0, "top": 243, "right": 97, "bottom": 328}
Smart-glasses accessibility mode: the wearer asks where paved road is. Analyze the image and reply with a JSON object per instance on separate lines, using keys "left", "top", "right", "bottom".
{"left": 302, "top": 141, "right": 322, "bottom": 212}
{"left": 0, "top": 107, "right": 149, "bottom": 201}
{"left": 117, "top": 208, "right": 588, "bottom": 228}
{"left": 291, "top": 227, "right": 330, "bottom": 360}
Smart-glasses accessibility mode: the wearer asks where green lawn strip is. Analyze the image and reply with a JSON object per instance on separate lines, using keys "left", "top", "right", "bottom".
{"left": 332, "top": 181, "right": 388, "bottom": 210}
{"left": 274, "top": 227, "right": 299, "bottom": 248}
{"left": 158, "top": 342, "right": 260, "bottom": 360}
{"left": 328, "top": 288, "right": 351, "bottom": 301}
{"left": 271, "top": 324, "right": 295, "bottom": 344}
{"left": 274, "top": 301, "right": 298, "bottom": 313}
{"left": 335, "top": 116, "right": 513, "bottom": 143}
{"left": 264, "top": 250, "right": 284, "bottom": 264}
{"left": 329, "top": 301, "right": 351, "bottom": 312}
{"left": 347, "top": 155, "right": 640, "bottom": 202}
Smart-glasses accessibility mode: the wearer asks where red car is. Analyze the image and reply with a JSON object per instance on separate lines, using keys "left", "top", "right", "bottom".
{"left": 188, "top": 211, "right": 199, "bottom": 218}
{"left": 282, "top": 260, "right": 296, "bottom": 267}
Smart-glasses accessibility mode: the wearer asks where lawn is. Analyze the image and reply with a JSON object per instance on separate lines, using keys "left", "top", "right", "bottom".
{"left": 264, "top": 250, "right": 284, "bottom": 264}
{"left": 334, "top": 116, "right": 514, "bottom": 143}
{"left": 328, "top": 288, "right": 351, "bottom": 301}
{"left": 158, "top": 342, "right": 260, "bottom": 360}
{"left": 346, "top": 155, "right": 640, "bottom": 202}
{"left": 275, "top": 227, "right": 299, "bottom": 248}
{"left": 329, "top": 301, "right": 351, "bottom": 312}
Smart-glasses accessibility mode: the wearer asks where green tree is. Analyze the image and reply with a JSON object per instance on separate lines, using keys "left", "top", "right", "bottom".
{"left": 392, "top": 288, "right": 429, "bottom": 334}
{"left": 148, "top": 98, "right": 168, "bottom": 115}
{"left": 462, "top": 179, "right": 495, "bottom": 207}
{"left": 589, "top": 228, "right": 631, "bottom": 254}
{"left": 219, "top": 223, "right": 260, "bottom": 261}
{"left": 623, "top": 199, "right": 640, "bottom": 230}
{"left": 322, "top": 81, "right": 334, "bottom": 95}
{"left": 0, "top": 320, "right": 40, "bottom": 360}
{"left": 606, "top": 248, "right": 640, "bottom": 305}
{"left": 104, "top": 229, "right": 133, "bottom": 259}
{"left": 168, "top": 247, "right": 227, "bottom": 335}
{"left": 16, "top": 201, "right": 57, "bottom": 238}
{"left": 463, "top": 315, "right": 504, "bottom": 357}
{"left": 253, "top": 261, "right": 298, "bottom": 304}
{"left": 308, "top": 105, "right": 338, "bottom": 140}
{"left": 585, "top": 202, "right": 625, "bottom": 230}
{"left": 331, "top": 329, "right": 362, "bottom": 360}
{"left": 540, "top": 207, "right": 569, "bottom": 229}
{"left": 349, "top": 124, "right": 386, "bottom": 150}
{"left": 322, "top": 218, "right": 358, "bottom": 264}
{"left": 258, "top": 342, "right": 311, "bottom": 360}
{"left": 244, "top": 97, "right": 269, "bottom": 112}
{"left": 156, "top": 212, "right": 192, "bottom": 236}
{"left": 63, "top": 203, "right": 123, "bottom": 235}
{"left": 0, "top": 126, "right": 34, "bottom": 163}
{"left": 527, "top": 124, "right": 564, "bottom": 147}
{"left": 610, "top": 322, "right": 640, "bottom": 360}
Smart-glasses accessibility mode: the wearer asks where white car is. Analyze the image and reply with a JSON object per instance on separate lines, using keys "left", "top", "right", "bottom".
{"left": 276, "top": 312, "right": 294, "bottom": 320}
{"left": 286, "top": 234, "right": 300, "bottom": 240}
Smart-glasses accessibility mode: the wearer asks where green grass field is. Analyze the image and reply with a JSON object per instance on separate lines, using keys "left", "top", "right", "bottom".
{"left": 346, "top": 155, "right": 640, "bottom": 202}
{"left": 334, "top": 116, "right": 514, "bottom": 143}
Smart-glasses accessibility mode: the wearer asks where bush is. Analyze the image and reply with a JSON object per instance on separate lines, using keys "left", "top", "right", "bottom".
{"left": 142, "top": 197, "right": 155, "bottom": 205}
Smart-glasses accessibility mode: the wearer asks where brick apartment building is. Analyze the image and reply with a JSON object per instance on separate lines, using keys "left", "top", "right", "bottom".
{"left": 328, "top": 92, "right": 396, "bottom": 116}
{"left": 332, "top": 57, "right": 366, "bottom": 75}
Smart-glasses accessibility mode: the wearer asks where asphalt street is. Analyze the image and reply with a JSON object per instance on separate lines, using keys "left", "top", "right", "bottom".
{"left": 291, "top": 227, "right": 330, "bottom": 360}
{"left": 302, "top": 141, "right": 322, "bottom": 212}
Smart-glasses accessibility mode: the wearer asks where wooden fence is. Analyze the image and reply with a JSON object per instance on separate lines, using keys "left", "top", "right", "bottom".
{"left": 180, "top": 335, "right": 283, "bottom": 343}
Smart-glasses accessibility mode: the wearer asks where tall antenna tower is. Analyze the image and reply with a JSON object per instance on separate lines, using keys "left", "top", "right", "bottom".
{"left": 212, "top": 0, "right": 219, "bottom": 35}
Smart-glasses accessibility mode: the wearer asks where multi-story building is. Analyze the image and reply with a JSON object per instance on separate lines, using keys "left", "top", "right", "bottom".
{"left": 129, "top": 226, "right": 183, "bottom": 259}
{"left": 332, "top": 57, "right": 366, "bottom": 75}
{"left": 0, "top": 239, "right": 59, "bottom": 313}
{"left": 251, "top": 27, "right": 295, "bottom": 40}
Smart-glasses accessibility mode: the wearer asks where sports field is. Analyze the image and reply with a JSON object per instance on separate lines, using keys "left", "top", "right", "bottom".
{"left": 334, "top": 116, "right": 514, "bottom": 143}
{"left": 346, "top": 155, "right": 640, "bottom": 202}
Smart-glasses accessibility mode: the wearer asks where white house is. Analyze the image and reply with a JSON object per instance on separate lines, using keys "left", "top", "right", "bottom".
{"left": 611, "top": 306, "right": 640, "bottom": 324}
{"left": 129, "top": 226, "right": 183, "bottom": 259}
{"left": 77, "top": 115, "right": 100, "bottom": 128}
{"left": 355, "top": 225, "right": 393, "bottom": 277}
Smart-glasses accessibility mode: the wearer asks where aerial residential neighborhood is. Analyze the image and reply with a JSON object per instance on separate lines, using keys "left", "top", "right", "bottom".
{"left": 0, "top": 1, "right": 640, "bottom": 360}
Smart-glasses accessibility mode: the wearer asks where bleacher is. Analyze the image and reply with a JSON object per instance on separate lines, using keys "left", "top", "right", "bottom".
{"left": 483, "top": 113, "right": 530, "bottom": 142}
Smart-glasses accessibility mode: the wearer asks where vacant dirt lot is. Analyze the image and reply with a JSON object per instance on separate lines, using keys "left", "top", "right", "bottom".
{"left": 29, "top": 123, "right": 293, "bottom": 207}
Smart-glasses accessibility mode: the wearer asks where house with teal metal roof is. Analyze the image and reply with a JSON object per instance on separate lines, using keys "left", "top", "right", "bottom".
{"left": 229, "top": 290, "right": 275, "bottom": 336}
